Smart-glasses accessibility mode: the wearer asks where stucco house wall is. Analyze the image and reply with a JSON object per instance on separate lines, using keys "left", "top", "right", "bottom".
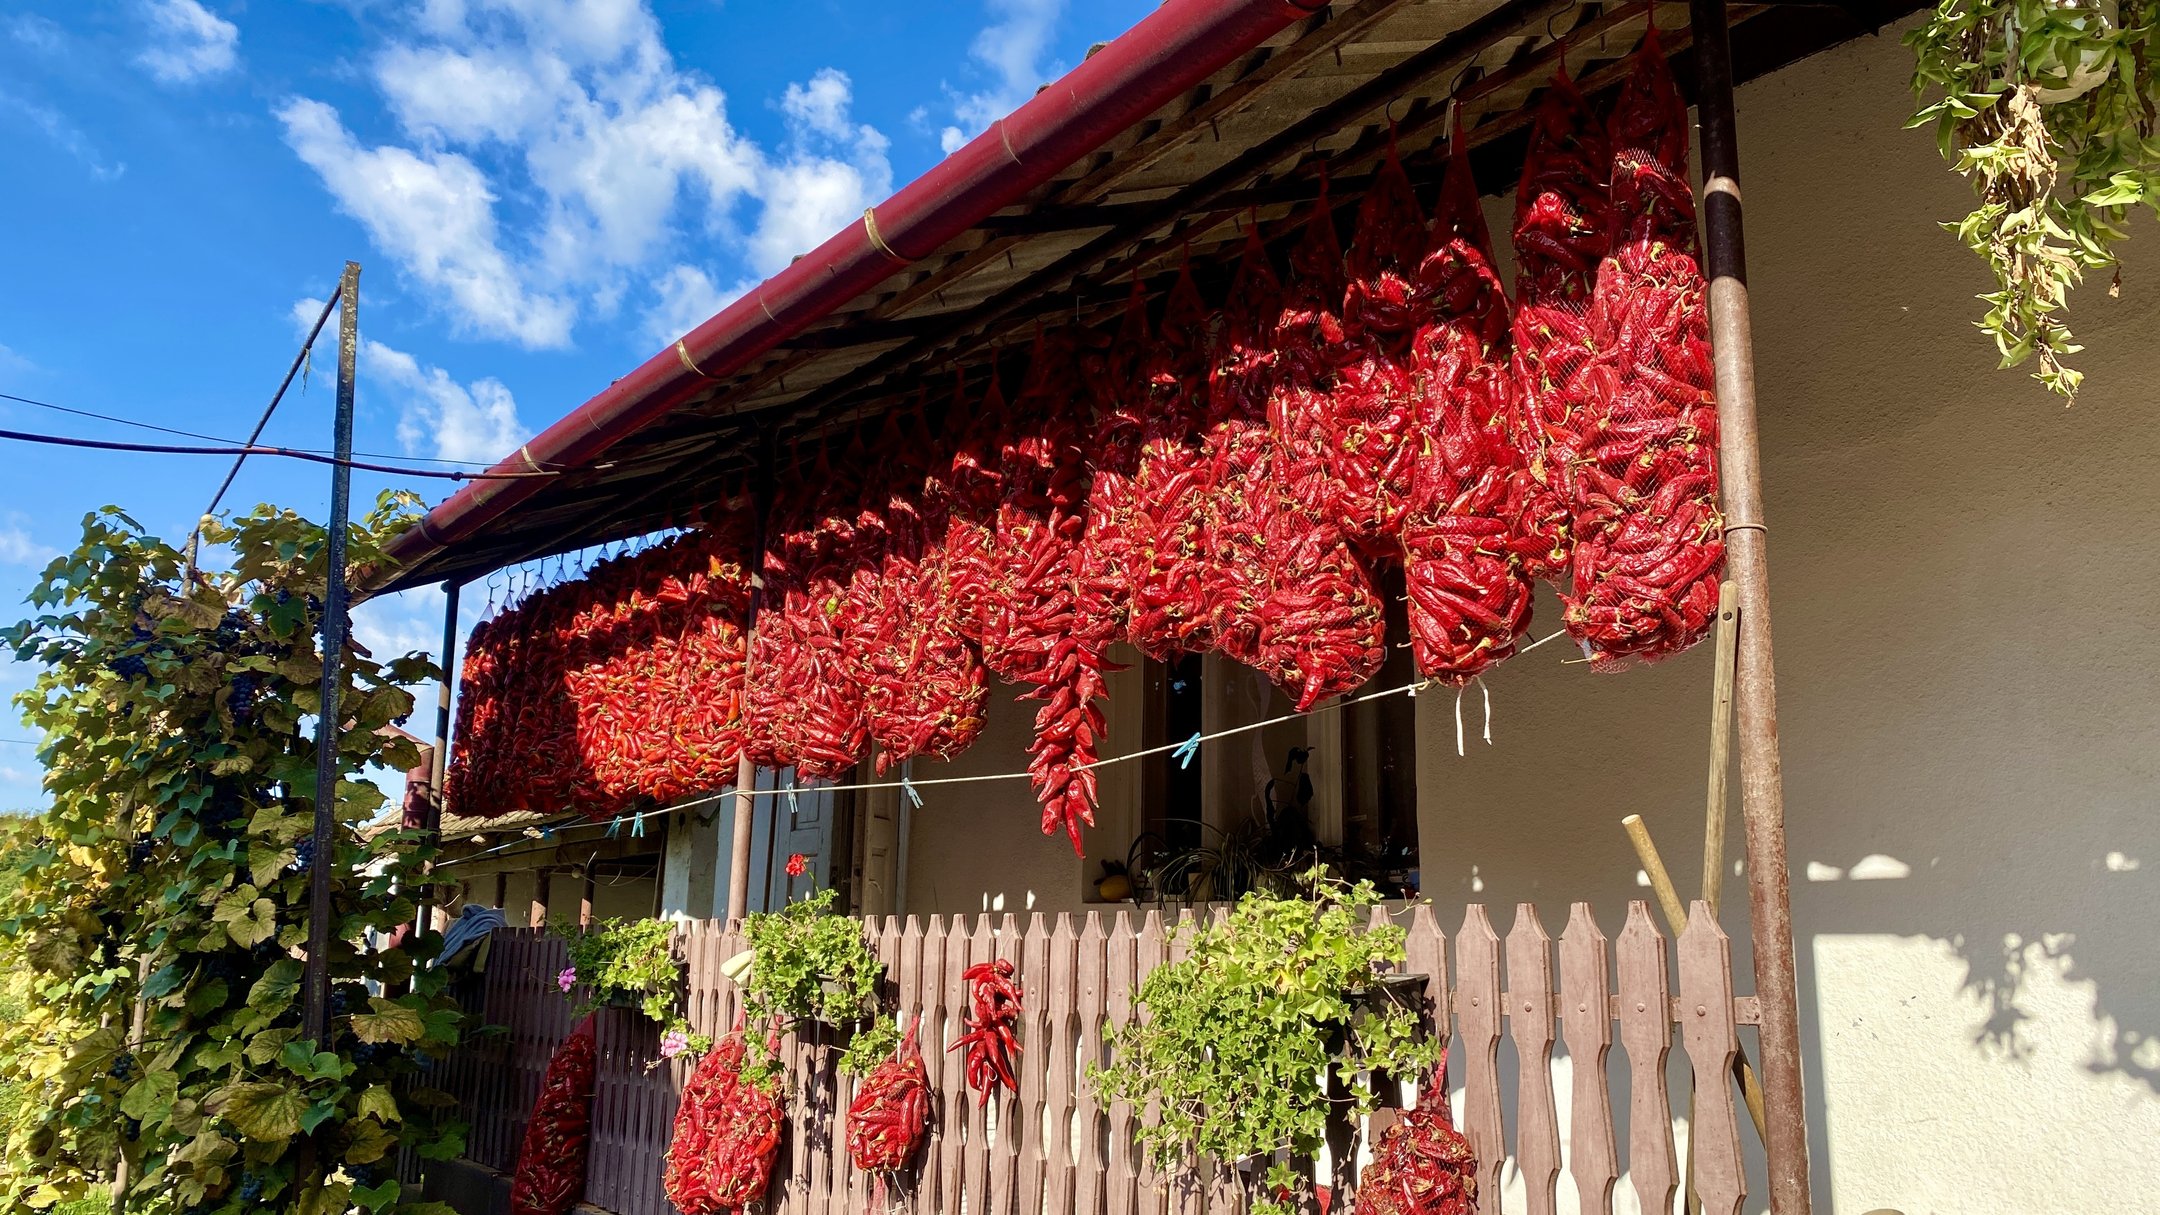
{"left": 894, "top": 19, "right": 2158, "bottom": 1213}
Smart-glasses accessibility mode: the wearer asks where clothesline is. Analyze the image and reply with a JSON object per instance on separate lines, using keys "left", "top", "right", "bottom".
{"left": 430, "top": 630, "right": 1573, "bottom": 870}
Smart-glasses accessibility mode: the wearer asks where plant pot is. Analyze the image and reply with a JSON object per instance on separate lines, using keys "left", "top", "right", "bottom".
{"left": 602, "top": 989, "right": 650, "bottom": 1014}
{"left": 1346, "top": 972, "right": 1429, "bottom": 1011}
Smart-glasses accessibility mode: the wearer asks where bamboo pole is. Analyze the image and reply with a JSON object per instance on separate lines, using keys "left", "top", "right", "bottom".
{"left": 1686, "top": 0, "right": 1814, "bottom": 1209}
{"left": 725, "top": 426, "right": 778, "bottom": 925}
{"left": 1702, "top": 581, "right": 1740, "bottom": 907}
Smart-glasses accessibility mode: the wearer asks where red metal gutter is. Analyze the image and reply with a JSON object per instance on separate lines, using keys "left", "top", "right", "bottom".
{"left": 378, "top": 0, "right": 1325, "bottom": 587}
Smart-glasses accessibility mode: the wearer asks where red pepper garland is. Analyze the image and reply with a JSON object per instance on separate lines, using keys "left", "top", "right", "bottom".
{"left": 1076, "top": 284, "right": 1147, "bottom": 651}
{"left": 663, "top": 1032, "right": 786, "bottom": 1215}
{"left": 1125, "top": 261, "right": 1217, "bottom": 660}
{"left": 1195, "top": 223, "right": 1286, "bottom": 669}
{"left": 1330, "top": 134, "right": 1429, "bottom": 546}
{"left": 859, "top": 405, "right": 990, "bottom": 770}
{"left": 1350, "top": 1051, "right": 1476, "bottom": 1215}
{"left": 942, "top": 370, "right": 1007, "bottom": 646}
{"left": 1507, "top": 66, "right": 1614, "bottom": 585}
{"left": 1260, "top": 181, "right": 1388, "bottom": 711}
{"left": 509, "top": 1016, "right": 598, "bottom": 1215}
{"left": 845, "top": 1019, "right": 933, "bottom": 1175}
{"left": 951, "top": 959, "right": 1024, "bottom": 1103}
{"left": 1400, "top": 136, "right": 1534, "bottom": 683}
{"left": 1567, "top": 28, "right": 1724, "bottom": 667}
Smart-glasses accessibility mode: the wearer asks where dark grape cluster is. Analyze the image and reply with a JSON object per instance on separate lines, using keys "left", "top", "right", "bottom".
{"left": 330, "top": 984, "right": 361, "bottom": 1017}
{"left": 227, "top": 672, "right": 261, "bottom": 724}
{"left": 107, "top": 623, "right": 157, "bottom": 680}
{"left": 291, "top": 837, "right": 315, "bottom": 873}
{"left": 346, "top": 1164, "right": 379, "bottom": 1189}
{"left": 350, "top": 1041, "right": 398, "bottom": 1068}
{"left": 236, "top": 1173, "right": 265, "bottom": 1202}
{"left": 202, "top": 952, "right": 243, "bottom": 984}
{"left": 126, "top": 839, "right": 154, "bottom": 872}
{"left": 411, "top": 1049, "right": 435, "bottom": 1070}
{"left": 215, "top": 609, "right": 251, "bottom": 649}
{"left": 108, "top": 1052, "right": 135, "bottom": 1082}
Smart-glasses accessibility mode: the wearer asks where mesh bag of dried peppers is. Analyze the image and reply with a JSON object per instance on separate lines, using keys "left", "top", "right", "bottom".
{"left": 951, "top": 958, "right": 1023, "bottom": 1103}
{"left": 1329, "top": 135, "right": 1428, "bottom": 547}
{"left": 1349, "top": 1052, "right": 1476, "bottom": 1215}
{"left": 663, "top": 1033, "right": 785, "bottom": 1215}
{"left": 1507, "top": 65, "right": 1613, "bottom": 585}
{"left": 508, "top": 1016, "right": 598, "bottom": 1215}
{"left": 1125, "top": 261, "right": 1217, "bottom": 660}
{"left": 1567, "top": 27, "right": 1723, "bottom": 667}
{"left": 1257, "top": 182, "right": 1388, "bottom": 711}
{"left": 1194, "top": 222, "right": 1286, "bottom": 669}
{"left": 845, "top": 1019, "right": 933, "bottom": 1174}
{"left": 857, "top": 406, "right": 990, "bottom": 772}
{"left": 976, "top": 330, "right": 1110, "bottom": 852}
{"left": 1399, "top": 137, "right": 1533, "bottom": 684}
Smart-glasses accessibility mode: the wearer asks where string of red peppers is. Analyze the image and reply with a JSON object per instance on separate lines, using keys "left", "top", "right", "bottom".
{"left": 508, "top": 1016, "right": 598, "bottom": 1215}
{"left": 1125, "top": 261, "right": 1217, "bottom": 660}
{"left": 951, "top": 959, "right": 1024, "bottom": 1103}
{"left": 1195, "top": 223, "right": 1285, "bottom": 671}
{"left": 1565, "top": 28, "right": 1725, "bottom": 667}
{"left": 663, "top": 1031, "right": 786, "bottom": 1215}
{"left": 1332, "top": 134, "right": 1430, "bottom": 548}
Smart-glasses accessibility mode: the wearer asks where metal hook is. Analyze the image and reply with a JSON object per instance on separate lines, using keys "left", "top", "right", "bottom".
{"left": 1546, "top": 9, "right": 1568, "bottom": 43}
{"left": 1384, "top": 95, "right": 1403, "bottom": 127}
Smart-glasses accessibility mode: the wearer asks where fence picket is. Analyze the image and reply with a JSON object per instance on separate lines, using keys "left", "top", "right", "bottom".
{"left": 1559, "top": 904, "right": 1618, "bottom": 1215}
{"left": 1134, "top": 911, "right": 1170, "bottom": 1215}
{"left": 930, "top": 915, "right": 968, "bottom": 1215}
{"left": 1455, "top": 906, "right": 1504, "bottom": 1215}
{"left": 1507, "top": 904, "right": 1561, "bottom": 1215}
{"left": 1045, "top": 914, "right": 1082, "bottom": 1215}
{"left": 1074, "top": 912, "right": 1110, "bottom": 1215}
{"left": 1679, "top": 903, "right": 1745, "bottom": 1215}
{"left": 1106, "top": 911, "right": 1142, "bottom": 1215}
{"left": 1617, "top": 902, "right": 1677, "bottom": 1215}
{"left": 963, "top": 915, "right": 997, "bottom": 1215}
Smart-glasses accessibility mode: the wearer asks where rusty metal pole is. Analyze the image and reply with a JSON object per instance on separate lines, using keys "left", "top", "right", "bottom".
{"left": 725, "top": 426, "right": 778, "bottom": 924}
{"left": 415, "top": 580, "right": 459, "bottom": 941}
{"left": 1685, "top": 2, "right": 1812, "bottom": 1212}
{"left": 303, "top": 261, "right": 360, "bottom": 1044}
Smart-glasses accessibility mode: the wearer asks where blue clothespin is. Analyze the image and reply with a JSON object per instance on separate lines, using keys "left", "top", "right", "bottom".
{"left": 786, "top": 786, "right": 800, "bottom": 818}
{"left": 1172, "top": 731, "right": 1202, "bottom": 770}
{"left": 605, "top": 815, "right": 622, "bottom": 839}
{"left": 901, "top": 776, "right": 923, "bottom": 809}
{"left": 630, "top": 810, "right": 646, "bottom": 838}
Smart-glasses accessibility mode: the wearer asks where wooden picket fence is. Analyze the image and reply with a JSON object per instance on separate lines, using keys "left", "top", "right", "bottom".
{"left": 430, "top": 901, "right": 1760, "bottom": 1215}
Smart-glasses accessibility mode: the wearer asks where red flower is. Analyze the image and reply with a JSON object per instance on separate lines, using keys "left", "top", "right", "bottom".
{"left": 785, "top": 853, "right": 807, "bottom": 878}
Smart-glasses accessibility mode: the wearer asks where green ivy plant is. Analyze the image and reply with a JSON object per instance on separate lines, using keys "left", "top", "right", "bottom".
{"left": 0, "top": 498, "right": 466, "bottom": 1215}
{"left": 1085, "top": 871, "right": 1436, "bottom": 1215}
{"left": 1909, "top": 0, "right": 2160, "bottom": 400}
{"left": 552, "top": 917, "right": 710, "bottom": 1056}
{"left": 738, "top": 888, "right": 894, "bottom": 1084}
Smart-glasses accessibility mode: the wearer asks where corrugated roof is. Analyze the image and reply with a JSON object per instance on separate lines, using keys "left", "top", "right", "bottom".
{"left": 371, "top": 0, "right": 1910, "bottom": 593}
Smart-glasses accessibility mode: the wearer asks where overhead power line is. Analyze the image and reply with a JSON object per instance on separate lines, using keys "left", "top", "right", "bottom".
{"left": 0, "top": 425, "right": 558, "bottom": 481}
{"left": 0, "top": 390, "right": 522, "bottom": 469}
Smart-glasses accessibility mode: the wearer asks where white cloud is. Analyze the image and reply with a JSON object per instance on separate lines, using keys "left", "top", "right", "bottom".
{"left": 277, "top": 1, "right": 890, "bottom": 352}
{"left": 368, "top": 341, "right": 526, "bottom": 465}
{"left": 0, "top": 343, "right": 36, "bottom": 377}
{"left": 135, "top": 0, "right": 240, "bottom": 85}
{"left": 0, "top": 89, "right": 125, "bottom": 180}
{"left": 0, "top": 524, "right": 57, "bottom": 567}
{"left": 940, "top": 0, "right": 1067, "bottom": 154}
{"left": 640, "top": 263, "right": 738, "bottom": 344}
{"left": 8, "top": 14, "right": 64, "bottom": 54}
{"left": 278, "top": 97, "right": 577, "bottom": 349}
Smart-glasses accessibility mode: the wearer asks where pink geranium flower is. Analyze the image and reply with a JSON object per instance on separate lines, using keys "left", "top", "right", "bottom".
{"left": 557, "top": 967, "right": 577, "bottom": 993}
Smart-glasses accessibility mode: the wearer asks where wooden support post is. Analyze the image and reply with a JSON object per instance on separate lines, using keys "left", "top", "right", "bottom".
{"left": 726, "top": 425, "right": 778, "bottom": 925}
{"left": 1703, "top": 581, "right": 1739, "bottom": 908}
{"left": 1686, "top": 1, "right": 1813, "bottom": 1208}
{"left": 581, "top": 865, "right": 596, "bottom": 929}
{"left": 416, "top": 581, "right": 459, "bottom": 939}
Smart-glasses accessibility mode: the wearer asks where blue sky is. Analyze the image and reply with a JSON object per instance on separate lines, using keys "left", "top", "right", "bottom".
{"left": 0, "top": 0, "right": 1155, "bottom": 809}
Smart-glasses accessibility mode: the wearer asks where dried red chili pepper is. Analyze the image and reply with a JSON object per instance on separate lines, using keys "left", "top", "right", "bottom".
{"left": 509, "top": 1016, "right": 598, "bottom": 1215}
{"left": 1507, "top": 64, "right": 1614, "bottom": 584}
{"left": 845, "top": 1019, "right": 933, "bottom": 1175}
{"left": 1566, "top": 28, "right": 1724, "bottom": 667}
{"left": 1076, "top": 282, "right": 1147, "bottom": 650}
{"left": 664, "top": 1031, "right": 786, "bottom": 1215}
{"left": 1350, "top": 1051, "right": 1476, "bottom": 1215}
{"left": 1400, "top": 134, "right": 1533, "bottom": 683}
{"left": 949, "top": 959, "right": 1024, "bottom": 1104}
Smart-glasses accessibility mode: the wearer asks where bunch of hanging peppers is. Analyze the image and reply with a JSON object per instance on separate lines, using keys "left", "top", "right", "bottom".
{"left": 951, "top": 959, "right": 1025, "bottom": 1103}
{"left": 1400, "top": 137, "right": 1534, "bottom": 683}
{"left": 663, "top": 1031, "right": 786, "bottom": 1215}
{"left": 508, "top": 1016, "right": 598, "bottom": 1215}
{"left": 1567, "top": 28, "right": 1724, "bottom": 666}
{"left": 1350, "top": 1052, "right": 1477, "bottom": 1215}
{"left": 845, "top": 1020, "right": 933, "bottom": 1174}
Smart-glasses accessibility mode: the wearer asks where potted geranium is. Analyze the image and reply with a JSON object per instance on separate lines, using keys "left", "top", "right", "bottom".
{"left": 731, "top": 855, "right": 895, "bottom": 1082}
{"left": 553, "top": 916, "right": 711, "bottom": 1061}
